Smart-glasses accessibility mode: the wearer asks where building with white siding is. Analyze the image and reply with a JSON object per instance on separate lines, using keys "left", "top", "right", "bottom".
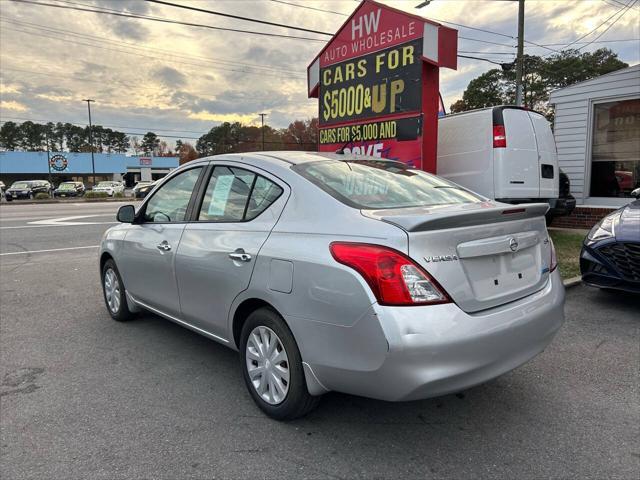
{"left": 549, "top": 65, "right": 639, "bottom": 215}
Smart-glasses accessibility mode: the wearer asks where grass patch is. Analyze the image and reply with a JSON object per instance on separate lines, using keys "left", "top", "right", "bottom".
{"left": 34, "top": 192, "right": 50, "bottom": 200}
{"left": 549, "top": 230, "right": 585, "bottom": 280}
{"left": 84, "top": 191, "right": 109, "bottom": 199}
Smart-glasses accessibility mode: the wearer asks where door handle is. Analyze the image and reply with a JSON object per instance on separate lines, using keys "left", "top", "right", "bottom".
{"left": 229, "top": 250, "right": 251, "bottom": 262}
{"left": 156, "top": 241, "right": 171, "bottom": 252}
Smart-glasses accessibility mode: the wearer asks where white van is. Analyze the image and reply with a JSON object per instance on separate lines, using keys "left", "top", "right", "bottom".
{"left": 437, "top": 106, "right": 559, "bottom": 206}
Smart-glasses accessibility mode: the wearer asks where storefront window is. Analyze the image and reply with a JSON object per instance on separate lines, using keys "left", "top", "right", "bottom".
{"left": 590, "top": 98, "right": 640, "bottom": 198}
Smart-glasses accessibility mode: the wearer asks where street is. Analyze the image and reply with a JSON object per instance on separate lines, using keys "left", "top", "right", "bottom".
{"left": 1, "top": 202, "right": 639, "bottom": 479}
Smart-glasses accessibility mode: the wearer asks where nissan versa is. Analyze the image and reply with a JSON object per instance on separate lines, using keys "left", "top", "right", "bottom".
{"left": 99, "top": 152, "right": 565, "bottom": 419}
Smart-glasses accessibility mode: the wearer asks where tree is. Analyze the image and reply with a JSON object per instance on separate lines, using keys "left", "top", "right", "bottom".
{"left": 112, "top": 132, "right": 129, "bottom": 153}
{"left": 18, "top": 121, "right": 45, "bottom": 151}
{"left": 0, "top": 121, "right": 21, "bottom": 150}
{"left": 175, "top": 139, "right": 183, "bottom": 154}
{"left": 64, "top": 123, "right": 86, "bottom": 152}
{"left": 140, "top": 132, "right": 160, "bottom": 155}
{"left": 450, "top": 48, "right": 628, "bottom": 120}
{"left": 282, "top": 118, "right": 318, "bottom": 151}
{"left": 178, "top": 142, "right": 199, "bottom": 165}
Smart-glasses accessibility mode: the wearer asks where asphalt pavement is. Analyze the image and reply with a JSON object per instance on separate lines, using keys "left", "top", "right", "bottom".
{"left": 1, "top": 202, "right": 639, "bottom": 479}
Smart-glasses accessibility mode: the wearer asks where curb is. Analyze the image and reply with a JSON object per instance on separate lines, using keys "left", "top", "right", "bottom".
{"left": 0, "top": 198, "right": 139, "bottom": 205}
{"left": 563, "top": 276, "right": 582, "bottom": 288}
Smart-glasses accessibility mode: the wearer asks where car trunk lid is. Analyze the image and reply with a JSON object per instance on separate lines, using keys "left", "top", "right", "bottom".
{"left": 362, "top": 201, "right": 552, "bottom": 313}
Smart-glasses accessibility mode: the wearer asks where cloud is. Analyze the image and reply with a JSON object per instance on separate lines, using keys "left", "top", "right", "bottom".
{"left": 108, "top": 19, "right": 151, "bottom": 41}
{"left": 154, "top": 67, "right": 187, "bottom": 88}
{"left": 0, "top": 100, "right": 28, "bottom": 112}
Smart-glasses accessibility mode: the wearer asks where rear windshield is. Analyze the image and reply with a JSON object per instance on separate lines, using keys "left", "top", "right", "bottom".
{"left": 293, "top": 160, "right": 483, "bottom": 209}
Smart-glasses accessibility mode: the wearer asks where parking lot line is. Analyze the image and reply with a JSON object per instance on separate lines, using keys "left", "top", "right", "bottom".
{"left": 0, "top": 245, "right": 100, "bottom": 256}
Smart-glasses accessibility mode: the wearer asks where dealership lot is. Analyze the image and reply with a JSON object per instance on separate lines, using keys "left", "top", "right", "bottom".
{"left": 1, "top": 202, "right": 638, "bottom": 479}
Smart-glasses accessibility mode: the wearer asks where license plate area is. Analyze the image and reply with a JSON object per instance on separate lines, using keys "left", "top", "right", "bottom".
{"left": 461, "top": 247, "right": 542, "bottom": 301}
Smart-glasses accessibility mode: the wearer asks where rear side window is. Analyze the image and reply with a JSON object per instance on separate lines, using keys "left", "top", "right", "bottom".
{"left": 293, "top": 160, "right": 482, "bottom": 210}
{"left": 198, "top": 166, "right": 283, "bottom": 222}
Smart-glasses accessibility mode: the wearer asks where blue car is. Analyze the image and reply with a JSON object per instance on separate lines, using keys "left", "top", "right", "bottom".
{"left": 580, "top": 188, "right": 640, "bottom": 293}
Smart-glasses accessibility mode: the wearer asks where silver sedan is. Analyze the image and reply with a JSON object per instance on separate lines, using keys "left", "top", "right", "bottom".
{"left": 99, "top": 152, "right": 565, "bottom": 419}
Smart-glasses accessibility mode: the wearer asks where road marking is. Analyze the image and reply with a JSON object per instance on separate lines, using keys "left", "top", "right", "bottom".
{"left": 29, "top": 214, "right": 115, "bottom": 226}
{"left": 0, "top": 245, "right": 99, "bottom": 256}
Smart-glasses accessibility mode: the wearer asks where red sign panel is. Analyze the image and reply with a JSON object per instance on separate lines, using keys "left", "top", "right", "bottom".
{"left": 309, "top": 0, "right": 458, "bottom": 173}
{"left": 319, "top": 1, "right": 423, "bottom": 67}
{"left": 139, "top": 157, "right": 152, "bottom": 166}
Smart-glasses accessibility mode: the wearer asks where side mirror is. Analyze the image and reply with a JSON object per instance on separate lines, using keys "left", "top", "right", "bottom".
{"left": 632, "top": 187, "right": 640, "bottom": 199}
{"left": 117, "top": 205, "right": 136, "bottom": 223}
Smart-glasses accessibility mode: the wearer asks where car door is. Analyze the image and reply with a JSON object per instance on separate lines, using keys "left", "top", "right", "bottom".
{"left": 528, "top": 111, "right": 558, "bottom": 199}
{"left": 175, "top": 163, "right": 288, "bottom": 340}
{"left": 494, "top": 108, "right": 540, "bottom": 200}
{"left": 118, "top": 166, "right": 205, "bottom": 317}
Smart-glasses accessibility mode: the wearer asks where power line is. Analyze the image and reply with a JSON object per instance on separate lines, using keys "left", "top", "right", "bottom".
{"left": 459, "top": 51, "right": 515, "bottom": 56}
{"left": 603, "top": 0, "right": 640, "bottom": 9}
{"left": 7, "top": 0, "right": 328, "bottom": 42}
{"left": 269, "top": 0, "right": 347, "bottom": 16}
{"left": 577, "top": 0, "right": 638, "bottom": 51}
{"left": 0, "top": 24, "right": 307, "bottom": 80}
{"left": 556, "top": 0, "right": 635, "bottom": 51}
{"left": 0, "top": 65, "right": 309, "bottom": 106}
{"left": 145, "top": 0, "right": 332, "bottom": 36}
{"left": 457, "top": 55, "right": 504, "bottom": 65}
{"left": 0, "top": 16, "right": 302, "bottom": 75}
{"left": 535, "top": 38, "right": 640, "bottom": 46}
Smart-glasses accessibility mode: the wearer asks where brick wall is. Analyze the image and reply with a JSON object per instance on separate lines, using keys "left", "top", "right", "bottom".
{"left": 550, "top": 207, "right": 616, "bottom": 229}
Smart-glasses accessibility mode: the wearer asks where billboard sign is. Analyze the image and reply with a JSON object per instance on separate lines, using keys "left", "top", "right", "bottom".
{"left": 308, "top": 0, "right": 457, "bottom": 172}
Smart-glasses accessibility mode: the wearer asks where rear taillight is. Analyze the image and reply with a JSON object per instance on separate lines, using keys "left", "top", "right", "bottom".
{"left": 549, "top": 238, "right": 558, "bottom": 272}
{"left": 329, "top": 242, "right": 451, "bottom": 306}
{"left": 493, "top": 124, "right": 506, "bottom": 148}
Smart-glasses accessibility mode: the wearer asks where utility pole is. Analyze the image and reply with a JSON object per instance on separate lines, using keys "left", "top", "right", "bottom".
{"left": 45, "top": 130, "right": 52, "bottom": 188}
{"left": 259, "top": 113, "right": 267, "bottom": 151}
{"left": 83, "top": 99, "right": 96, "bottom": 185}
{"left": 515, "top": 0, "right": 525, "bottom": 106}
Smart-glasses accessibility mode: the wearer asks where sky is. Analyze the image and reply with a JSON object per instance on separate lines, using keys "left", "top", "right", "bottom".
{"left": 0, "top": 0, "right": 639, "bottom": 147}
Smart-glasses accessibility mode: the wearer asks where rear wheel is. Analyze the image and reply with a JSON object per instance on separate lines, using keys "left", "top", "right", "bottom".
{"left": 102, "top": 259, "right": 135, "bottom": 321}
{"left": 28, "top": 192, "right": 33, "bottom": 200}
{"left": 240, "top": 308, "right": 320, "bottom": 420}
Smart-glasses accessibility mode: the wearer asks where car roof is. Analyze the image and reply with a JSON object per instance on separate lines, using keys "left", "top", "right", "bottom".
{"left": 193, "top": 151, "right": 399, "bottom": 167}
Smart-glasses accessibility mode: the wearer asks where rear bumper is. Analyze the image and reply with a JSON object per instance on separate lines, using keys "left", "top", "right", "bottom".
{"left": 547, "top": 196, "right": 576, "bottom": 217}
{"left": 302, "top": 270, "right": 565, "bottom": 401}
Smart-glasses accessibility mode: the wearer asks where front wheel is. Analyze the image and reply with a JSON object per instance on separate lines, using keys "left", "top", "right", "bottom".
{"left": 102, "top": 259, "right": 135, "bottom": 321}
{"left": 240, "top": 308, "right": 320, "bottom": 420}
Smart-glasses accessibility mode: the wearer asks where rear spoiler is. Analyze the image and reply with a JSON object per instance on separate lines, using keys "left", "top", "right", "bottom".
{"left": 363, "top": 203, "right": 550, "bottom": 232}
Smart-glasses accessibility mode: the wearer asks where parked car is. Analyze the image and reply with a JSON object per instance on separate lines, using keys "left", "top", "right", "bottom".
{"left": 100, "top": 152, "right": 565, "bottom": 420}
{"left": 437, "top": 106, "right": 561, "bottom": 209}
{"left": 133, "top": 181, "right": 156, "bottom": 198}
{"left": 5, "top": 180, "right": 52, "bottom": 201}
{"left": 546, "top": 169, "right": 576, "bottom": 225}
{"left": 92, "top": 181, "right": 125, "bottom": 196}
{"left": 580, "top": 188, "right": 640, "bottom": 293}
{"left": 54, "top": 181, "right": 86, "bottom": 198}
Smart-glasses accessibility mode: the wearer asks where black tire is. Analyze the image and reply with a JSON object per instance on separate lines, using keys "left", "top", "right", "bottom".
{"left": 28, "top": 192, "right": 34, "bottom": 200}
{"left": 101, "top": 259, "right": 135, "bottom": 322}
{"left": 5, "top": 196, "right": 12, "bottom": 202}
{"left": 239, "top": 308, "right": 320, "bottom": 420}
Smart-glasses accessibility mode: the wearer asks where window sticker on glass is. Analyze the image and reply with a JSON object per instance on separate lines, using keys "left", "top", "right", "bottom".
{"left": 208, "top": 175, "right": 234, "bottom": 216}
